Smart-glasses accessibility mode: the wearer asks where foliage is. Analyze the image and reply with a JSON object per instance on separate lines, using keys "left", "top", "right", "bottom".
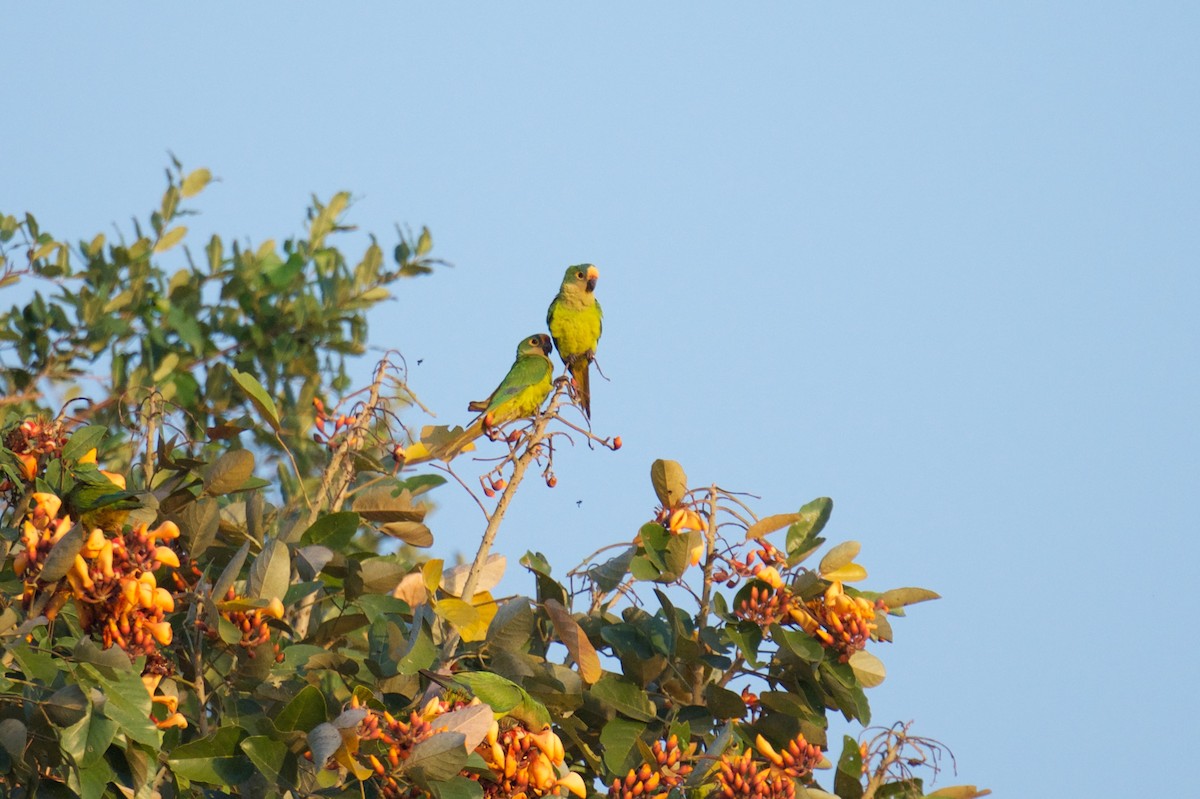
{"left": 0, "top": 167, "right": 985, "bottom": 798}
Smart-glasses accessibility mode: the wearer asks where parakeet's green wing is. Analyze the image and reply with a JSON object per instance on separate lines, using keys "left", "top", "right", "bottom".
{"left": 444, "top": 334, "right": 554, "bottom": 458}
{"left": 482, "top": 353, "right": 554, "bottom": 422}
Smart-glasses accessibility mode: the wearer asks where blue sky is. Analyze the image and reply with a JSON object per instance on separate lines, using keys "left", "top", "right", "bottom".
{"left": 4, "top": 4, "right": 1198, "bottom": 795}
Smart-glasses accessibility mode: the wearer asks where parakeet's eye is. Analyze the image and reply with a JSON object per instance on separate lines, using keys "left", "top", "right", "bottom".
{"left": 575, "top": 271, "right": 584, "bottom": 279}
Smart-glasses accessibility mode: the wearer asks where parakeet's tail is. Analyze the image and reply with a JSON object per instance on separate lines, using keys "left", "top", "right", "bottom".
{"left": 443, "top": 417, "right": 486, "bottom": 458}
{"left": 571, "top": 357, "right": 591, "bottom": 419}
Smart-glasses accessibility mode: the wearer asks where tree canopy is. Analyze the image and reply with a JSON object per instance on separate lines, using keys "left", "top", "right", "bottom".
{"left": 0, "top": 164, "right": 984, "bottom": 799}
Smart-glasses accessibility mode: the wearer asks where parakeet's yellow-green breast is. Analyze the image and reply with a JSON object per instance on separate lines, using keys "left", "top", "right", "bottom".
{"left": 466, "top": 333, "right": 555, "bottom": 427}
{"left": 546, "top": 264, "right": 602, "bottom": 418}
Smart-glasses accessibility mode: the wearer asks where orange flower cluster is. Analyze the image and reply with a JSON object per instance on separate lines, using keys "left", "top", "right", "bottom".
{"left": 311, "top": 397, "right": 363, "bottom": 449}
{"left": 14, "top": 493, "right": 180, "bottom": 662}
{"left": 2, "top": 417, "right": 68, "bottom": 491}
{"left": 475, "top": 719, "right": 584, "bottom": 799}
{"left": 196, "top": 587, "right": 286, "bottom": 661}
{"left": 734, "top": 584, "right": 791, "bottom": 627}
{"left": 713, "top": 542, "right": 787, "bottom": 589}
{"left": 357, "top": 705, "right": 437, "bottom": 797}
{"left": 347, "top": 694, "right": 585, "bottom": 799}
{"left": 733, "top": 559, "right": 886, "bottom": 662}
{"left": 608, "top": 735, "right": 694, "bottom": 799}
{"left": 788, "top": 582, "right": 886, "bottom": 662}
{"left": 714, "top": 734, "right": 822, "bottom": 799}
{"left": 4, "top": 425, "right": 191, "bottom": 730}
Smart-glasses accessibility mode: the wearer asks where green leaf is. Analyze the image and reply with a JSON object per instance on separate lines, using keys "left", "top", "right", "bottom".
{"left": 600, "top": 718, "right": 646, "bottom": 777}
{"left": 60, "top": 710, "right": 118, "bottom": 769}
{"left": 397, "top": 617, "right": 437, "bottom": 675}
{"left": 312, "top": 613, "right": 369, "bottom": 645}
{"left": 416, "top": 226, "right": 433, "bottom": 257}
{"left": 877, "top": 587, "right": 941, "bottom": 609}
{"left": 180, "top": 167, "right": 212, "bottom": 198}
{"left": 300, "top": 511, "right": 361, "bottom": 548}
{"left": 241, "top": 735, "right": 291, "bottom": 784}
{"left": 486, "top": 598, "right": 536, "bottom": 654}
{"left": 212, "top": 541, "right": 251, "bottom": 602}
{"left": 154, "top": 225, "right": 187, "bottom": 253}
{"left": 274, "top": 685, "right": 328, "bottom": 733}
{"left": 819, "top": 541, "right": 861, "bottom": 576}
{"left": 588, "top": 546, "right": 636, "bottom": 592}
{"left": 206, "top": 233, "right": 223, "bottom": 272}
{"left": 787, "top": 497, "right": 832, "bottom": 561}
{"left": 745, "top": 513, "right": 802, "bottom": 540}
{"left": 168, "top": 726, "right": 253, "bottom": 786}
{"left": 247, "top": 539, "right": 290, "bottom": 601}
{"left": 97, "top": 667, "right": 161, "bottom": 747}
{"left": 77, "top": 754, "right": 115, "bottom": 799}
{"left": 62, "top": 425, "right": 106, "bottom": 460}
{"left": 520, "top": 550, "right": 567, "bottom": 606}
{"left": 435, "top": 597, "right": 480, "bottom": 632}
{"left": 382, "top": 520, "right": 435, "bottom": 546}
{"left": 74, "top": 638, "right": 133, "bottom": 672}
{"left": 9, "top": 642, "right": 59, "bottom": 684}
{"left": 45, "top": 684, "right": 88, "bottom": 727}
{"left": 203, "top": 449, "right": 256, "bottom": 496}
{"left": 431, "top": 776, "right": 484, "bottom": 799}
{"left": 848, "top": 650, "right": 886, "bottom": 688}
{"left": 0, "top": 719, "right": 26, "bottom": 765}
{"left": 353, "top": 488, "right": 426, "bottom": 523}
{"left": 39, "top": 523, "right": 84, "bottom": 582}
{"left": 629, "top": 554, "right": 661, "bottom": 582}
{"left": 704, "top": 683, "right": 747, "bottom": 720}
{"left": 726, "top": 621, "right": 764, "bottom": 668}
{"left": 834, "top": 734, "right": 865, "bottom": 799}
{"left": 358, "top": 556, "right": 408, "bottom": 595}
{"left": 407, "top": 731, "right": 469, "bottom": 781}
{"left": 165, "top": 304, "right": 205, "bottom": 352}
{"left": 660, "top": 530, "right": 697, "bottom": 582}
{"left": 773, "top": 625, "right": 826, "bottom": 663}
{"left": 230, "top": 369, "right": 281, "bottom": 430}
{"left": 590, "top": 675, "right": 657, "bottom": 722}
{"left": 178, "top": 497, "right": 220, "bottom": 558}
{"left": 650, "top": 459, "right": 688, "bottom": 508}
{"left": 758, "top": 691, "right": 822, "bottom": 725}
{"left": 923, "top": 785, "right": 991, "bottom": 798}
{"left": 819, "top": 661, "right": 871, "bottom": 724}
{"left": 544, "top": 599, "right": 601, "bottom": 684}
{"left": 356, "top": 593, "right": 411, "bottom": 618}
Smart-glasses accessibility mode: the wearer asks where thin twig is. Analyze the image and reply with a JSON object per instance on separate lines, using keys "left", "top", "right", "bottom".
{"left": 440, "top": 386, "right": 566, "bottom": 658}
{"left": 191, "top": 626, "right": 210, "bottom": 737}
{"left": 692, "top": 483, "right": 720, "bottom": 704}
{"left": 143, "top": 391, "right": 159, "bottom": 489}
{"left": 293, "top": 357, "right": 394, "bottom": 639}
{"left": 434, "top": 462, "right": 490, "bottom": 521}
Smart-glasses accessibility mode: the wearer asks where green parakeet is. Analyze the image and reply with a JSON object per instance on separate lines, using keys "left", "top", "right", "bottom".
{"left": 546, "top": 263, "right": 602, "bottom": 418}
{"left": 447, "top": 333, "right": 554, "bottom": 454}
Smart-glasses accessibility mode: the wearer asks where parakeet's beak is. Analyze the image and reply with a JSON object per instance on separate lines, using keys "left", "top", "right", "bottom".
{"left": 538, "top": 335, "right": 553, "bottom": 355}
{"left": 586, "top": 265, "right": 599, "bottom": 292}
